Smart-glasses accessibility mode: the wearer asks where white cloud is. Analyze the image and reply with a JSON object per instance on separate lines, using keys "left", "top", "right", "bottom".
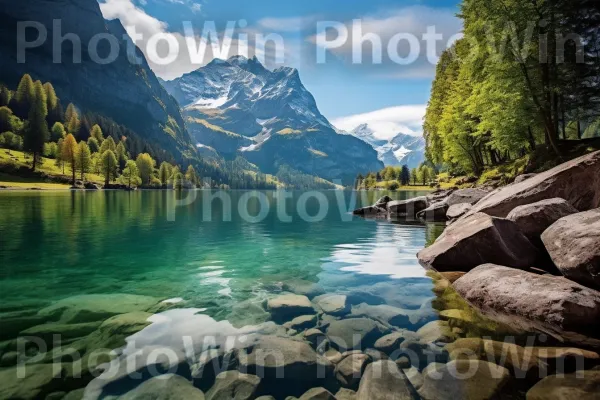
{"left": 332, "top": 105, "right": 427, "bottom": 140}
{"left": 257, "top": 16, "right": 318, "bottom": 32}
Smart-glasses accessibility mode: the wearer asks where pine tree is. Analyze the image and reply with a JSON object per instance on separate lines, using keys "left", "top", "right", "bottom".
{"left": 61, "top": 134, "right": 77, "bottom": 184}
{"left": 50, "top": 122, "right": 66, "bottom": 141}
{"left": 185, "top": 165, "right": 199, "bottom": 187}
{"left": 23, "top": 81, "right": 49, "bottom": 171}
{"left": 75, "top": 141, "right": 92, "bottom": 181}
{"left": 90, "top": 124, "right": 104, "bottom": 143}
{"left": 116, "top": 141, "right": 127, "bottom": 171}
{"left": 120, "top": 159, "right": 140, "bottom": 189}
{"left": 400, "top": 165, "right": 410, "bottom": 186}
{"left": 87, "top": 137, "right": 100, "bottom": 153}
{"left": 43, "top": 82, "right": 58, "bottom": 112}
{"left": 65, "top": 103, "right": 80, "bottom": 134}
{"left": 0, "top": 85, "right": 11, "bottom": 107}
{"left": 101, "top": 150, "right": 118, "bottom": 186}
{"left": 410, "top": 168, "right": 418, "bottom": 186}
{"left": 99, "top": 136, "right": 116, "bottom": 154}
{"left": 55, "top": 138, "right": 65, "bottom": 174}
{"left": 136, "top": 153, "right": 155, "bottom": 186}
{"left": 12, "top": 74, "right": 35, "bottom": 119}
{"left": 159, "top": 161, "right": 172, "bottom": 186}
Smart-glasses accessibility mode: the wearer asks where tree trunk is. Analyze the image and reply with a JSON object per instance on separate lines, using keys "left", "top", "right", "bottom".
{"left": 527, "top": 126, "right": 537, "bottom": 150}
{"left": 577, "top": 120, "right": 582, "bottom": 139}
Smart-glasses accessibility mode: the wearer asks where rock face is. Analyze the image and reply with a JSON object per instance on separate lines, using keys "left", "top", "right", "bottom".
{"left": 120, "top": 374, "right": 205, "bottom": 400}
{"left": 266, "top": 294, "right": 314, "bottom": 322}
{"left": 542, "top": 209, "right": 600, "bottom": 290}
{"left": 205, "top": 371, "right": 261, "bottom": 400}
{"left": 355, "top": 360, "right": 417, "bottom": 400}
{"left": 418, "top": 360, "right": 511, "bottom": 400}
{"left": 453, "top": 264, "right": 600, "bottom": 347}
{"left": 507, "top": 198, "right": 578, "bottom": 243}
{"left": 526, "top": 370, "right": 600, "bottom": 400}
{"left": 387, "top": 197, "right": 429, "bottom": 219}
{"left": 326, "top": 318, "right": 388, "bottom": 352}
{"left": 0, "top": 0, "right": 194, "bottom": 163}
{"left": 513, "top": 173, "right": 537, "bottom": 184}
{"left": 469, "top": 150, "right": 600, "bottom": 217}
{"left": 446, "top": 188, "right": 489, "bottom": 206}
{"left": 446, "top": 203, "right": 472, "bottom": 222}
{"left": 417, "top": 213, "right": 539, "bottom": 272}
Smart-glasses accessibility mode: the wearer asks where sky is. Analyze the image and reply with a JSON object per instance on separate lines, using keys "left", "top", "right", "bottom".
{"left": 99, "top": 0, "right": 463, "bottom": 139}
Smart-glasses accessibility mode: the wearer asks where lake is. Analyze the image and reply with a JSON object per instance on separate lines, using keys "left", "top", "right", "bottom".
{"left": 0, "top": 190, "right": 563, "bottom": 399}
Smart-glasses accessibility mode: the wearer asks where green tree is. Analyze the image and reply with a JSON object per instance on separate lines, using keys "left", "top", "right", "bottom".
{"left": 185, "top": 165, "right": 199, "bottom": 187}
{"left": 101, "top": 150, "right": 118, "bottom": 186}
{"left": 400, "top": 165, "right": 410, "bottom": 186}
{"left": 120, "top": 159, "right": 141, "bottom": 189}
{"left": 87, "top": 137, "right": 100, "bottom": 153}
{"left": 159, "top": 162, "right": 172, "bottom": 186}
{"left": 136, "top": 153, "right": 156, "bottom": 186}
{"left": 115, "top": 141, "right": 127, "bottom": 171}
{"left": 0, "top": 106, "right": 21, "bottom": 133}
{"left": 90, "top": 124, "right": 104, "bottom": 143}
{"left": 410, "top": 168, "right": 418, "bottom": 185}
{"left": 43, "top": 142, "right": 58, "bottom": 158}
{"left": 99, "top": 136, "right": 116, "bottom": 154}
{"left": 0, "top": 85, "right": 11, "bottom": 107}
{"left": 420, "top": 166, "right": 431, "bottom": 186}
{"left": 43, "top": 82, "right": 58, "bottom": 112}
{"left": 55, "top": 138, "right": 65, "bottom": 173}
{"left": 13, "top": 74, "right": 35, "bottom": 118}
{"left": 23, "top": 80, "right": 49, "bottom": 171}
{"left": 50, "top": 122, "right": 66, "bottom": 141}
{"left": 65, "top": 103, "right": 80, "bottom": 135}
{"left": 75, "top": 141, "right": 92, "bottom": 181}
{"left": 0, "top": 132, "right": 22, "bottom": 152}
{"left": 61, "top": 134, "right": 78, "bottom": 184}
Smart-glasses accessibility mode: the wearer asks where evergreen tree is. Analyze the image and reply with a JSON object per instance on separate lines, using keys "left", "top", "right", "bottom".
{"left": 61, "top": 134, "right": 77, "bottom": 184}
{"left": 90, "top": 124, "right": 104, "bottom": 143}
{"left": 65, "top": 103, "right": 80, "bottom": 135}
{"left": 50, "top": 122, "right": 66, "bottom": 141}
{"left": 116, "top": 141, "right": 127, "bottom": 171}
{"left": 410, "top": 168, "right": 418, "bottom": 186}
{"left": 75, "top": 141, "right": 92, "bottom": 181}
{"left": 0, "top": 85, "right": 11, "bottom": 107}
{"left": 43, "top": 82, "right": 58, "bottom": 112}
{"left": 420, "top": 166, "right": 431, "bottom": 186}
{"left": 12, "top": 74, "right": 34, "bottom": 119}
{"left": 23, "top": 81, "right": 49, "bottom": 171}
{"left": 159, "top": 162, "right": 172, "bottom": 186}
{"left": 55, "top": 138, "right": 65, "bottom": 174}
{"left": 101, "top": 150, "right": 118, "bottom": 186}
{"left": 136, "top": 153, "right": 155, "bottom": 186}
{"left": 185, "top": 165, "right": 199, "bottom": 187}
{"left": 400, "top": 165, "right": 410, "bottom": 186}
{"left": 99, "top": 136, "right": 116, "bottom": 154}
{"left": 120, "top": 159, "right": 141, "bottom": 189}
{"left": 87, "top": 137, "right": 100, "bottom": 153}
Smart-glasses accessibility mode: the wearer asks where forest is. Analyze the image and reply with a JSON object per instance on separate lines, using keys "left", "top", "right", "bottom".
{"left": 423, "top": 0, "right": 600, "bottom": 177}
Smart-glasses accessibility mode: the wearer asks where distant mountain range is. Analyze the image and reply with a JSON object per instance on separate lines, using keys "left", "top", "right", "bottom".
{"left": 162, "top": 56, "right": 383, "bottom": 184}
{"left": 347, "top": 123, "right": 426, "bottom": 169}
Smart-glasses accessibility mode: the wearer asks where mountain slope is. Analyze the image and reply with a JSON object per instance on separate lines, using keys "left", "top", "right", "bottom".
{"left": 0, "top": 0, "right": 194, "bottom": 162}
{"left": 348, "top": 124, "right": 425, "bottom": 168}
{"left": 163, "top": 56, "right": 383, "bottom": 183}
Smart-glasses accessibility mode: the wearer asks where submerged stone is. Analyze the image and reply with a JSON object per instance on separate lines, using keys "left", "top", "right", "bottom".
{"left": 120, "top": 374, "right": 205, "bottom": 400}
{"left": 326, "top": 318, "right": 388, "bottom": 352}
{"left": 205, "top": 371, "right": 261, "bottom": 400}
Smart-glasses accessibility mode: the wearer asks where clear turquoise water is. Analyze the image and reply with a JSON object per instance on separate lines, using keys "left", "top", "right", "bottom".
{"left": 0, "top": 190, "right": 442, "bottom": 323}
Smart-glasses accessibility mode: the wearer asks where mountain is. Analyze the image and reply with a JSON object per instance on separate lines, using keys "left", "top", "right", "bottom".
{"left": 348, "top": 124, "right": 426, "bottom": 168}
{"left": 0, "top": 0, "right": 195, "bottom": 163}
{"left": 162, "top": 56, "right": 383, "bottom": 184}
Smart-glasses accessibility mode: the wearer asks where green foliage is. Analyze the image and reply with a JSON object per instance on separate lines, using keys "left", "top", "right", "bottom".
{"left": 43, "top": 142, "right": 58, "bottom": 158}
{"left": 583, "top": 119, "right": 600, "bottom": 139}
{"left": 410, "top": 168, "right": 418, "bottom": 185}
{"left": 158, "top": 161, "right": 172, "bottom": 186}
{"left": 0, "top": 106, "right": 22, "bottom": 134}
{"left": 99, "top": 136, "right": 116, "bottom": 154}
{"left": 90, "top": 124, "right": 104, "bottom": 143}
{"left": 65, "top": 103, "right": 80, "bottom": 135}
{"left": 119, "top": 159, "right": 141, "bottom": 188}
{"left": 14, "top": 74, "right": 34, "bottom": 117}
{"left": 61, "top": 134, "right": 78, "bottom": 183}
{"left": 135, "top": 153, "right": 155, "bottom": 186}
{"left": 43, "top": 82, "right": 58, "bottom": 112}
{"left": 87, "top": 137, "right": 100, "bottom": 153}
{"left": 50, "top": 122, "right": 66, "bottom": 141}
{"left": 101, "top": 150, "right": 118, "bottom": 186}
{"left": 400, "top": 165, "right": 410, "bottom": 186}
{"left": 185, "top": 165, "right": 199, "bottom": 186}
{"left": 75, "top": 141, "right": 92, "bottom": 180}
{"left": 385, "top": 181, "right": 400, "bottom": 191}
{"left": 116, "top": 141, "right": 127, "bottom": 171}
{"left": 0, "top": 132, "right": 23, "bottom": 151}
{"left": 275, "top": 164, "right": 334, "bottom": 190}
{"left": 23, "top": 80, "right": 49, "bottom": 170}
{"left": 0, "top": 85, "right": 11, "bottom": 107}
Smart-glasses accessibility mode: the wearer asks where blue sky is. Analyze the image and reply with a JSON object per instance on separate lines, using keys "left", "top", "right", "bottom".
{"left": 100, "top": 0, "right": 462, "bottom": 138}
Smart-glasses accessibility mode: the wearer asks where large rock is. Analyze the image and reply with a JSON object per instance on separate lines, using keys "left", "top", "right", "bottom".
{"left": 314, "top": 295, "right": 350, "bottom": 316}
{"left": 507, "top": 198, "right": 578, "bottom": 243}
{"left": 298, "top": 387, "right": 336, "bottom": 400}
{"left": 191, "top": 348, "right": 239, "bottom": 391}
{"left": 526, "top": 370, "right": 600, "bottom": 400}
{"left": 352, "top": 206, "right": 387, "bottom": 218}
{"left": 417, "top": 202, "right": 449, "bottom": 222}
{"left": 205, "top": 371, "right": 261, "bottom": 400}
{"left": 416, "top": 321, "right": 455, "bottom": 345}
{"left": 282, "top": 280, "right": 325, "bottom": 299}
{"left": 237, "top": 336, "right": 333, "bottom": 397}
{"left": 446, "top": 188, "right": 489, "bottom": 206}
{"left": 326, "top": 318, "right": 388, "bottom": 352}
{"left": 417, "top": 213, "right": 539, "bottom": 272}
{"left": 387, "top": 197, "right": 429, "bottom": 220}
{"left": 513, "top": 173, "right": 537, "bottom": 184}
{"left": 120, "top": 374, "right": 205, "bottom": 400}
{"left": 374, "top": 331, "right": 419, "bottom": 355}
{"left": 37, "top": 294, "right": 159, "bottom": 324}
{"left": 541, "top": 209, "right": 600, "bottom": 290}
{"left": 375, "top": 195, "right": 393, "bottom": 207}
{"left": 418, "top": 360, "right": 511, "bottom": 400}
{"left": 469, "top": 150, "right": 600, "bottom": 218}
{"left": 355, "top": 360, "right": 417, "bottom": 399}
{"left": 350, "top": 304, "right": 411, "bottom": 329}
{"left": 453, "top": 264, "right": 600, "bottom": 347}
{"left": 284, "top": 315, "right": 318, "bottom": 331}
{"left": 266, "top": 294, "right": 314, "bottom": 322}
{"left": 335, "top": 352, "right": 372, "bottom": 389}
{"left": 335, "top": 388, "right": 357, "bottom": 400}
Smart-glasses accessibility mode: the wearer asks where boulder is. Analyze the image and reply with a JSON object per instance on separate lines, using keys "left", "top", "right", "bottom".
{"left": 205, "top": 371, "right": 260, "bottom": 400}
{"left": 191, "top": 348, "right": 239, "bottom": 391}
{"left": 417, "top": 213, "right": 539, "bottom": 272}
{"left": 335, "top": 388, "right": 357, "bottom": 400}
{"left": 446, "top": 203, "right": 472, "bottom": 222}
{"left": 375, "top": 195, "right": 393, "bottom": 207}
{"left": 37, "top": 294, "right": 159, "bottom": 324}
{"left": 284, "top": 315, "right": 318, "bottom": 331}
{"left": 418, "top": 360, "right": 511, "bottom": 400}
{"left": 120, "top": 374, "right": 205, "bottom": 400}
{"left": 266, "top": 294, "right": 315, "bottom": 322}
{"left": 403, "top": 367, "right": 423, "bottom": 390}
{"left": 350, "top": 304, "right": 410, "bottom": 328}
{"left": 387, "top": 197, "right": 429, "bottom": 220}
{"left": 304, "top": 328, "right": 326, "bottom": 346}
{"left": 355, "top": 360, "right": 417, "bottom": 399}
{"left": 416, "top": 321, "right": 455, "bottom": 345}
{"left": 446, "top": 188, "right": 489, "bottom": 206}
{"left": 326, "top": 318, "right": 388, "bottom": 352}
{"left": 427, "top": 189, "right": 455, "bottom": 205}
{"left": 364, "top": 348, "right": 388, "bottom": 361}
{"left": 282, "top": 280, "right": 325, "bottom": 299}
{"left": 468, "top": 150, "right": 600, "bottom": 218}
{"left": 513, "top": 173, "right": 537, "bottom": 184}
{"left": 335, "top": 352, "right": 372, "bottom": 389}
{"left": 526, "top": 370, "right": 600, "bottom": 400}
{"left": 416, "top": 202, "right": 449, "bottom": 222}
{"left": 313, "top": 295, "right": 350, "bottom": 316}
{"left": 439, "top": 272, "right": 466, "bottom": 283}
{"left": 352, "top": 206, "right": 387, "bottom": 218}
{"left": 541, "top": 209, "right": 600, "bottom": 290}
{"left": 532, "top": 347, "right": 600, "bottom": 374}
{"left": 374, "top": 331, "right": 418, "bottom": 355}
{"left": 507, "top": 198, "right": 578, "bottom": 243}
{"left": 237, "top": 336, "right": 333, "bottom": 397}
{"left": 453, "top": 264, "right": 600, "bottom": 347}
{"left": 323, "top": 348, "right": 343, "bottom": 364}
{"left": 298, "top": 387, "right": 336, "bottom": 400}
